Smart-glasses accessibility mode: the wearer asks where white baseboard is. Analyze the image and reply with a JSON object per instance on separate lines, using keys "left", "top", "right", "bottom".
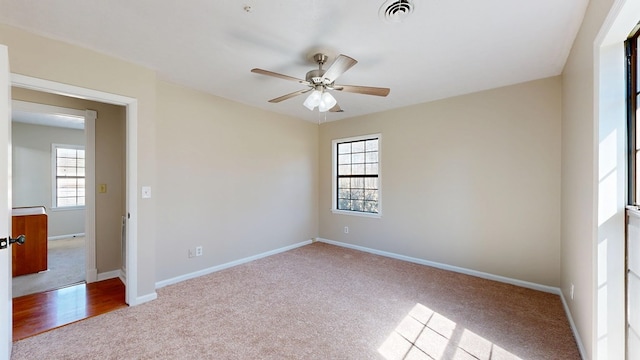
{"left": 155, "top": 240, "right": 313, "bottom": 289}
{"left": 97, "top": 270, "right": 121, "bottom": 281}
{"left": 133, "top": 292, "right": 157, "bottom": 306}
{"left": 558, "top": 290, "right": 587, "bottom": 359}
{"left": 318, "top": 238, "right": 557, "bottom": 293}
{"left": 86, "top": 268, "right": 97, "bottom": 283}
{"left": 48, "top": 233, "right": 85, "bottom": 241}
{"left": 317, "top": 238, "right": 586, "bottom": 359}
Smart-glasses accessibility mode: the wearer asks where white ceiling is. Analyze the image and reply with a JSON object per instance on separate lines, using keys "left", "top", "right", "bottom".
{"left": 0, "top": 0, "right": 589, "bottom": 123}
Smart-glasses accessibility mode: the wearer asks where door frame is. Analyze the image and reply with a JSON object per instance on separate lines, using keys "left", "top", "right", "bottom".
{"left": 10, "top": 74, "right": 139, "bottom": 305}
{"left": 12, "top": 100, "right": 97, "bottom": 283}
{"left": 1, "top": 43, "right": 12, "bottom": 360}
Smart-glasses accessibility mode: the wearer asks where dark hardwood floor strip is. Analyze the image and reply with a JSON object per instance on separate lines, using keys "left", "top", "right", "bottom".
{"left": 13, "top": 278, "right": 127, "bottom": 341}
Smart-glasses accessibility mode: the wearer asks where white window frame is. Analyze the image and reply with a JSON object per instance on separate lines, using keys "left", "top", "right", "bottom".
{"left": 51, "top": 143, "right": 86, "bottom": 211}
{"left": 331, "top": 133, "right": 382, "bottom": 218}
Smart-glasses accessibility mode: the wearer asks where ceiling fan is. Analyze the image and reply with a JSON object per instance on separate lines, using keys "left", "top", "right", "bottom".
{"left": 251, "top": 53, "right": 390, "bottom": 113}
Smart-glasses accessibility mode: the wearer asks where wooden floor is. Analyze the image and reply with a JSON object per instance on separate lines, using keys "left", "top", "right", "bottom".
{"left": 12, "top": 278, "right": 127, "bottom": 341}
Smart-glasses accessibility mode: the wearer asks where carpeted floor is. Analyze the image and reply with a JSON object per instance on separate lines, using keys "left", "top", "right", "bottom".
{"left": 12, "top": 237, "right": 85, "bottom": 298}
{"left": 11, "top": 242, "right": 580, "bottom": 359}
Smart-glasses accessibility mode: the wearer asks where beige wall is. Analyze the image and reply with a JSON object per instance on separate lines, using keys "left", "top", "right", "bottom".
{"left": 11, "top": 122, "right": 85, "bottom": 237}
{"left": 319, "top": 76, "right": 562, "bottom": 286}
{"left": 0, "top": 24, "right": 158, "bottom": 298}
{"left": 561, "top": 1, "right": 616, "bottom": 359}
{"left": 155, "top": 80, "right": 319, "bottom": 281}
{"left": 12, "top": 88, "right": 126, "bottom": 274}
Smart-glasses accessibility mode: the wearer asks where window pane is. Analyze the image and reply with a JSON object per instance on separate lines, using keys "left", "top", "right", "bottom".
{"left": 338, "top": 164, "right": 351, "bottom": 175}
{"left": 58, "top": 167, "right": 78, "bottom": 176}
{"left": 338, "top": 189, "right": 350, "bottom": 199}
{"left": 351, "top": 178, "right": 364, "bottom": 189}
{"left": 57, "top": 148, "right": 77, "bottom": 158}
{"left": 352, "top": 153, "right": 364, "bottom": 164}
{"left": 352, "top": 141, "right": 364, "bottom": 153}
{"left": 365, "top": 164, "right": 378, "bottom": 175}
{"left": 338, "top": 199, "right": 351, "bottom": 210}
{"left": 352, "top": 200, "right": 364, "bottom": 212}
{"left": 339, "top": 178, "right": 351, "bottom": 188}
{"left": 338, "top": 143, "right": 351, "bottom": 154}
{"left": 351, "top": 189, "right": 364, "bottom": 200}
{"left": 338, "top": 154, "right": 351, "bottom": 165}
{"left": 365, "top": 151, "right": 378, "bottom": 163}
{"left": 57, "top": 197, "right": 77, "bottom": 207}
{"left": 352, "top": 164, "right": 365, "bottom": 175}
{"left": 365, "top": 178, "right": 378, "bottom": 190}
{"left": 365, "top": 190, "right": 378, "bottom": 201}
{"left": 365, "top": 201, "right": 378, "bottom": 213}
{"left": 365, "top": 139, "right": 378, "bottom": 151}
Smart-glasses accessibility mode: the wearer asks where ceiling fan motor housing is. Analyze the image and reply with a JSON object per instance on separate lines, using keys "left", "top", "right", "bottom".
{"left": 306, "top": 69, "right": 328, "bottom": 86}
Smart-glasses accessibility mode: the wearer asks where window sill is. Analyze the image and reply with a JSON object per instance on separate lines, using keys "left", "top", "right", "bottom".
{"left": 50, "top": 206, "right": 85, "bottom": 212}
{"left": 331, "top": 209, "right": 381, "bottom": 219}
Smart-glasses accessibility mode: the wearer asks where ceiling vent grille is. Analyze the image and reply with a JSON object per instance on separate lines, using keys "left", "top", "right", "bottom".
{"left": 379, "top": 0, "right": 414, "bottom": 23}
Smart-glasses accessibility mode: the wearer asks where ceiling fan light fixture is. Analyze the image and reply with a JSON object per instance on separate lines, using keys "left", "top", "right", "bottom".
{"left": 303, "top": 90, "right": 322, "bottom": 110}
{"left": 318, "top": 92, "right": 337, "bottom": 112}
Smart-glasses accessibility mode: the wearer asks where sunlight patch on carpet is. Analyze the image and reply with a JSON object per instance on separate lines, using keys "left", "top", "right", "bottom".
{"left": 378, "top": 303, "right": 522, "bottom": 360}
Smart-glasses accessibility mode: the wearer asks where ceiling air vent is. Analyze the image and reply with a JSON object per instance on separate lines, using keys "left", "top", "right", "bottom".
{"left": 379, "top": 0, "right": 414, "bottom": 23}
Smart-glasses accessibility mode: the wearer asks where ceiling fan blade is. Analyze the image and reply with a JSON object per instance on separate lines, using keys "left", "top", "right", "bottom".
{"left": 268, "top": 88, "right": 312, "bottom": 103}
{"left": 329, "top": 103, "right": 344, "bottom": 113}
{"left": 251, "top": 68, "right": 310, "bottom": 85}
{"left": 334, "top": 85, "right": 390, "bottom": 97}
{"left": 322, "top": 55, "right": 357, "bottom": 83}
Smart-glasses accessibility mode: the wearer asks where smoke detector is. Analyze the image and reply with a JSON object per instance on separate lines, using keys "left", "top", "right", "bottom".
{"left": 379, "top": 0, "right": 415, "bottom": 23}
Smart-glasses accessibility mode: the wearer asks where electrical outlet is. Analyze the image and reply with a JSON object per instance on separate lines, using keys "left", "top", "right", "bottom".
{"left": 570, "top": 283, "right": 574, "bottom": 300}
{"left": 344, "top": 226, "right": 349, "bottom": 234}
{"left": 195, "top": 246, "right": 203, "bottom": 257}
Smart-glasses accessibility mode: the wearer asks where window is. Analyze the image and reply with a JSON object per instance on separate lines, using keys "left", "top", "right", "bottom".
{"left": 53, "top": 144, "right": 85, "bottom": 208}
{"left": 332, "top": 134, "right": 381, "bottom": 216}
{"left": 628, "top": 25, "right": 640, "bottom": 205}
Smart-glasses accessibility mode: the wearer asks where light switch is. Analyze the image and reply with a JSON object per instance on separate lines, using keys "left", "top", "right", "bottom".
{"left": 141, "top": 186, "right": 152, "bottom": 199}
{"left": 99, "top": 184, "right": 107, "bottom": 193}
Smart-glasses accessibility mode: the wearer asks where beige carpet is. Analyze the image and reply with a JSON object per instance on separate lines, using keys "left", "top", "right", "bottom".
{"left": 12, "top": 237, "right": 85, "bottom": 298}
{"left": 11, "top": 242, "right": 580, "bottom": 359}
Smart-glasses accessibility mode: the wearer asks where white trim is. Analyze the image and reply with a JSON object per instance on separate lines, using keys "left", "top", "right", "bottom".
{"left": 134, "top": 292, "right": 157, "bottom": 305}
{"left": 10, "top": 73, "right": 140, "bottom": 307}
{"left": 10, "top": 74, "right": 135, "bottom": 106}
{"left": 48, "top": 233, "right": 85, "bottom": 241}
{"left": 331, "top": 133, "right": 382, "bottom": 217}
{"left": 559, "top": 289, "right": 588, "bottom": 359}
{"left": 331, "top": 209, "right": 381, "bottom": 218}
{"left": 48, "top": 206, "right": 85, "bottom": 212}
{"left": 317, "top": 238, "right": 557, "bottom": 293}
{"left": 97, "top": 270, "right": 121, "bottom": 281}
{"left": 84, "top": 110, "right": 97, "bottom": 283}
{"left": 317, "top": 237, "right": 586, "bottom": 358}
{"left": 12, "top": 99, "right": 86, "bottom": 118}
{"left": 155, "top": 240, "right": 313, "bottom": 289}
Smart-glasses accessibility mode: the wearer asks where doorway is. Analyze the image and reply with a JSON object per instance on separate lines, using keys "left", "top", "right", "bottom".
{"left": 10, "top": 97, "right": 94, "bottom": 297}
{"left": 10, "top": 73, "right": 139, "bottom": 306}
{"left": 10, "top": 89, "right": 126, "bottom": 298}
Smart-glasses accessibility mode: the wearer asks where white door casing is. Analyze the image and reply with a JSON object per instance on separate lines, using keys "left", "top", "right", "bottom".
{"left": 0, "top": 44, "right": 12, "bottom": 360}
{"left": 10, "top": 74, "right": 140, "bottom": 306}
